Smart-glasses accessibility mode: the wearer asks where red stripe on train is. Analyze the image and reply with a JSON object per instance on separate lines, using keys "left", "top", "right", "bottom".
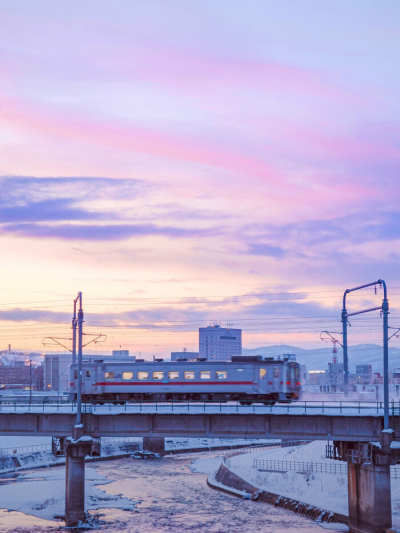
{"left": 94, "top": 381, "right": 254, "bottom": 386}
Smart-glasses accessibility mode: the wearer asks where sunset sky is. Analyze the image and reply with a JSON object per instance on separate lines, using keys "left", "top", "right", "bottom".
{"left": 1, "top": 1, "right": 400, "bottom": 357}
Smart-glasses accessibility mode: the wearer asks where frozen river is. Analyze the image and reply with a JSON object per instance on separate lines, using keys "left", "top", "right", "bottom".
{"left": 0, "top": 451, "right": 345, "bottom": 533}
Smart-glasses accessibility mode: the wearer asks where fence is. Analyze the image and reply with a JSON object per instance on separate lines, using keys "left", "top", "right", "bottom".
{"left": 0, "top": 437, "right": 142, "bottom": 458}
{"left": 253, "top": 458, "right": 400, "bottom": 479}
{"left": 225, "top": 439, "right": 311, "bottom": 459}
{"left": 0, "top": 443, "right": 52, "bottom": 457}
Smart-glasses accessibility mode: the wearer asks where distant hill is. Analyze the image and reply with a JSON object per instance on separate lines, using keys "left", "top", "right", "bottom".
{"left": 243, "top": 344, "right": 400, "bottom": 372}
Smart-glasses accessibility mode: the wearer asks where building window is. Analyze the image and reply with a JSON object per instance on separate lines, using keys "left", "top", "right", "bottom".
{"left": 105, "top": 372, "right": 114, "bottom": 379}
{"left": 153, "top": 371, "right": 164, "bottom": 380}
{"left": 216, "top": 371, "right": 227, "bottom": 379}
{"left": 200, "top": 371, "right": 211, "bottom": 379}
{"left": 184, "top": 371, "right": 195, "bottom": 379}
{"left": 169, "top": 371, "right": 179, "bottom": 380}
{"left": 122, "top": 372, "right": 133, "bottom": 380}
{"left": 138, "top": 372, "right": 148, "bottom": 380}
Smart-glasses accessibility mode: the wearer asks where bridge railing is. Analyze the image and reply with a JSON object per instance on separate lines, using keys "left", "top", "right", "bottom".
{"left": 1, "top": 398, "right": 400, "bottom": 414}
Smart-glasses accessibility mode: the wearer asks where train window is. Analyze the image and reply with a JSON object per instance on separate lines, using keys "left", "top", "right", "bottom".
{"left": 122, "top": 372, "right": 133, "bottom": 380}
{"left": 274, "top": 367, "right": 279, "bottom": 378}
{"left": 74, "top": 370, "right": 78, "bottom": 379}
{"left": 153, "top": 371, "right": 164, "bottom": 380}
{"left": 236, "top": 368, "right": 244, "bottom": 372}
{"left": 200, "top": 371, "right": 211, "bottom": 379}
{"left": 86, "top": 371, "right": 91, "bottom": 378}
{"left": 138, "top": 372, "right": 148, "bottom": 380}
{"left": 184, "top": 371, "right": 195, "bottom": 379}
{"left": 169, "top": 371, "right": 179, "bottom": 380}
{"left": 216, "top": 371, "right": 227, "bottom": 379}
{"left": 260, "top": 368, "right": 267, "bottom": 378}
{"left": 105, "top": 372, "right": 114, "bottom": 379}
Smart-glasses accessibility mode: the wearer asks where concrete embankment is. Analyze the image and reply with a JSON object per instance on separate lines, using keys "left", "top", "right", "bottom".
{"left": 208, "top": 460, "right": 349, "bottom": 527}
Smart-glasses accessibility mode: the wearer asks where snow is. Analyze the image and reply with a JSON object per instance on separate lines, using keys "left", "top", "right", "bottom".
{"left": 223, "top": 440, "right": 400, "bottom": 527}
{"left": 66, "top": 435, "right": 94, "bottom": 444}
{"left": 318, "top": 524, "right": 348, "bottom": 531}
{"left": 0, "top": 466, "right": 136, "bottom": 521}
{"left": 0, "top": 452, "right": 349, "bottom": 532}
{"left": 0, "top": 436, "right": 51, "bottom": 449}
{"left": 391, "top": 442, "right": 400, "bottom": 449}
{"left": 0, "top": 437, "right": 142, "bottom": 474}
{"left": 165, "top": 437, "right": 278, "bottom": 451}
{"left": 190, "top": 455, "right": 223, "bottom": 474}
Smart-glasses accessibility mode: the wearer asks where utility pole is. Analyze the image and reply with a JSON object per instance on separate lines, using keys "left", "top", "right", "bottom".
{"left": 29, "top": 359, "right": 32, "bottom": 403}
{"left": 341, "top": 305, "right": 349, "bottom": 397}
{"left": 382, "top": 283, "right": 389, "bottom": 430}
{"left": 76, "top": 292, "right": 83, "bottom": 426}
{"left": 342, "top": 279, "right": 389, "bottom": 429}
{"left": 72, "top": 296, "right": 78, "bottom": 365}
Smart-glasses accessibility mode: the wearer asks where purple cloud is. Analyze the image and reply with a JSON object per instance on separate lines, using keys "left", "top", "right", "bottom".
{"left": 1, "top": 222, "right": 223, "bottom": 241}
{"left": 246, "top": 243, "right": 287, "bottom": 258}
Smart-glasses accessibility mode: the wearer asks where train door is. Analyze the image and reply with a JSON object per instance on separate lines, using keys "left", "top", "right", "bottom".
{"left": 273, "top": 365, "right": 280, "bottom": 390}
{"left": 290, "top": 364, "right": 295, "bottom": 388}
{"left": 259, "top": 366, "right": 267, "bottom": 393}
{"left": 83, "top": 367, "right": 93, "bottom": 395}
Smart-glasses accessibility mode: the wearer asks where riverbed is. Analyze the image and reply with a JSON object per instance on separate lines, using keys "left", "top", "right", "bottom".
{"left": 0, "top": 452, "right": 345, "bottom": 532}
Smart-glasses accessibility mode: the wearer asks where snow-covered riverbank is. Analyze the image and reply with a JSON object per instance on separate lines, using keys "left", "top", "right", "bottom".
{"left": 0, "top": 452, "right": 343, "bottom": 532}
{"left": 206, "top": 440, "right": 400, "bottom": 528}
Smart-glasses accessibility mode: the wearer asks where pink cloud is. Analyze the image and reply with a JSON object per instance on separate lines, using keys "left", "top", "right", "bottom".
{"left": 1, "top": 96, "right": 283, "bottom": 185}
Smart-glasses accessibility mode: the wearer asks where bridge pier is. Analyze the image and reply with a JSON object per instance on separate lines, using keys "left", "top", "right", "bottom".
{"left": 330, "top": 430, "right": 400, "bottom": 533}
{"left": 348, "top": 462, "right": 391, "bottom": 533}
{"left": 65, "top": 425, "right": 93, "bottom": 527}
{"left": 143, "top": 437, "right": 165, "bottom": 455}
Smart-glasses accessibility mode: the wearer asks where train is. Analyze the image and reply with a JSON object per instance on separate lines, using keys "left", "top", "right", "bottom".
{"left": 69, "top": 355, "right": 301, "bottom": 405}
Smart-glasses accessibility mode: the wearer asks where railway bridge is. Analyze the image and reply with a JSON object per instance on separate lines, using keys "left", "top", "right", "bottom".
{"left": 1, "top": 401, "right": 400, "bottom": 533}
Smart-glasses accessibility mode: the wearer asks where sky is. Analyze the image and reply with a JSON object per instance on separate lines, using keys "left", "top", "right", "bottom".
{"left": 0, "top": 1, "right": 400, "bottom": 357}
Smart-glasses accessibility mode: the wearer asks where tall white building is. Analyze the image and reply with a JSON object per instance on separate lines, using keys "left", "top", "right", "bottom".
{"left": 44, "top": 353, "right": 72, "bottom": 392}
{"left": 199, "top": 325, "right": 242, "bottom": 361}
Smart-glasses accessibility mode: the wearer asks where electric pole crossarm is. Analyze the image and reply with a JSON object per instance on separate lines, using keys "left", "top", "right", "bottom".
{"left": 42, "top": 337, "right": 73, "bottom": 352}
{"left": 82, "top": 334, "right": 107, "bottom": 348}
{"left": 347, "top": 306, "right": 382, "bottom": 317}
{"left": 388, "top": 327, "right": 400, "bottom": 341}
{"left": 343, "top": 279, "right": 383, "bottom": 309}
{"left": 320, "top": 330, "right": 343, "bottom": 348}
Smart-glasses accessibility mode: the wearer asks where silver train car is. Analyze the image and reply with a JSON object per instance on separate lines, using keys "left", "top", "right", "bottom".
{"left": 69, "top": 355, "right": 301, "bottom": 405}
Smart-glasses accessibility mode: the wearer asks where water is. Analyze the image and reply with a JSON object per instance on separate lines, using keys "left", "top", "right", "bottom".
{"left": 0, "top": 452, "right": 346, "bottom": 532}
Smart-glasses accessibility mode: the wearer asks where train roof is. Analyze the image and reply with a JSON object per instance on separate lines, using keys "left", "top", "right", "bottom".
{"left": 75, "top": 355, "right": 296, "bottom": 365}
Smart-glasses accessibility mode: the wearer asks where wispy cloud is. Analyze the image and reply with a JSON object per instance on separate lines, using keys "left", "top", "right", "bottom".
{"left": 0, "top": 222, "right": 223, "bottom": 241}
{"left": 245, "top": 243, "right": 287, "bottom": 258}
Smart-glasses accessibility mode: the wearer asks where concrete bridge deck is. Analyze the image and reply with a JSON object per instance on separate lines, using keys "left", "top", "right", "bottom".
{"left": 0, "top": 401, "right": 391, "bottom": 441}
